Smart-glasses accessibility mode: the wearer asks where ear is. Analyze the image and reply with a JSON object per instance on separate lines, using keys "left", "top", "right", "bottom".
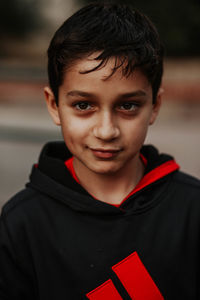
{"left": 149, "top": 88, "right": 163, "bottom": 125}
{"left": 44, "top": 87, "right": 61, "bottom": 126}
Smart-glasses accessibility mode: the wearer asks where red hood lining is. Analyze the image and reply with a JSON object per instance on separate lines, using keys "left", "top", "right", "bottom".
{"left": 116, "top": 160, "right": 179, "bottom": 207}
{"left": 65, "top": 157, "right": 80, "bottom": 184}
{"left": 65, "top": 156, "right": 179, "bottom": 207}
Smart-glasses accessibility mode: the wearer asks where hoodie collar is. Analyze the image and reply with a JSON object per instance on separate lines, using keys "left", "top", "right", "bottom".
{"left": 64, "top": 152, "right": 179, "bottom": 208}
{"left": 28, "top": 141, "right": 179, "bottom": 215}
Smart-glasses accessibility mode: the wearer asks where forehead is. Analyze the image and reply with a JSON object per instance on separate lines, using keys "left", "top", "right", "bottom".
{"left": 61, "top": 53, "right": 152, "bottom": 96}
{"left": 68, "top": 52, "right": 119, "bottom": 78}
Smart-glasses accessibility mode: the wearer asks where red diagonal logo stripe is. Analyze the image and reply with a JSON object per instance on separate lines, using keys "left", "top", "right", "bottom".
{"left": 112, "top": 252, "right": 164, "bottom": 300}
{"left": 86, "top": 279, "right": 123, "bottom": 300}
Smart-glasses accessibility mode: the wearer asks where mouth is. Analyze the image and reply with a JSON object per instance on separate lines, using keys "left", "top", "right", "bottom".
{"left": 90, "top": 148, "right": 122, "bottom": 159}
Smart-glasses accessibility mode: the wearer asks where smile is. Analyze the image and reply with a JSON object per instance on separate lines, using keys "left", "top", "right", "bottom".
{"left": 90, "top": 148, "right": 122, "bottom": 159}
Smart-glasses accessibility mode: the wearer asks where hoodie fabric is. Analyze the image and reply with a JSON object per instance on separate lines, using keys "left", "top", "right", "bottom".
{"left": 0, "top": 141, "right": 200, "bottom": 300}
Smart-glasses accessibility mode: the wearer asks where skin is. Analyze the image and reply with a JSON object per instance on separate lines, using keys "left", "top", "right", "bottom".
{"left": 44, "top": 54, "right": 162, "bottom": 205}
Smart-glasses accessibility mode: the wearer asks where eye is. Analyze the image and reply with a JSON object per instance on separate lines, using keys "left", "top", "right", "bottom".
{"left": 118, "top": 102, "right": 139, "bottom": 111}
{"left": 74, "top": 102, "right": 92, "bottom": 111}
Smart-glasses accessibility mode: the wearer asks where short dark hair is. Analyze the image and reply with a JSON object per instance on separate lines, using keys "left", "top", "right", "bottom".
{"left": 47, "top": 2, "right": 164, "bottom": 105}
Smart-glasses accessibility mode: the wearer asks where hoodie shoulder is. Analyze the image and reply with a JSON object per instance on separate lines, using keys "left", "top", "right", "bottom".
{"left": 1, "top": 188, "right": 38, "bottom": 218}
{"left": 173, "top": 171, "right": 200, "bottom": 190}
{"left": 169, "top": 170, "right": 200, "bottom": 208}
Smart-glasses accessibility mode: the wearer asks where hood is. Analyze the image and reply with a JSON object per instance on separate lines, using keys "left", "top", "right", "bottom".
{"left": 27, "top": 141, "right": 179, "bottom": 215}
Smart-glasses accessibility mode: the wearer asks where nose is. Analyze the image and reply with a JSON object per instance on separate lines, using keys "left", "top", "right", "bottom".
{"left": 93, "top": 111, "right": 120, "bottom": 141}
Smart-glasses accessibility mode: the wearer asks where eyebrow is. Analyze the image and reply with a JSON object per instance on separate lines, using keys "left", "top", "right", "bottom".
{"left": 119, "top": 91, "right": 147, "bottom": 98}
{"left": 66, "top": 90, "right": 147, "bottom": 98}
{"left": 67, "top": 90, "right": 94, "bottom": 97}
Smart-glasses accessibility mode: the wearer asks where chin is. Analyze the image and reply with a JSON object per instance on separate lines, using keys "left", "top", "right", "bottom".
{"left": 89, "top": 162, "right": 122, "bottom": 175}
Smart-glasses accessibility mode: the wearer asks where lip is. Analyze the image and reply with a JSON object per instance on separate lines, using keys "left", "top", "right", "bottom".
{"left": 90, "top": 148, "right": 121, "bottom": 159}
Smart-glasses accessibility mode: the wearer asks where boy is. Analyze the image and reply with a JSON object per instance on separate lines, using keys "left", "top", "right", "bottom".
{"left": 0, "top": 3, "right": 200, "bottom": 300}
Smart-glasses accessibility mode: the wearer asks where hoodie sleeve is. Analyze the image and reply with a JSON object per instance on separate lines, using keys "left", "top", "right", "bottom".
{"left": 0, "top": 216, "right": 36, "bottom": 300}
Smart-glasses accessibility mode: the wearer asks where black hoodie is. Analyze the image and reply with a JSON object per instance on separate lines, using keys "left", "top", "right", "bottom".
{"left": 0, "top": 142, "right": 200, "bottom": 300}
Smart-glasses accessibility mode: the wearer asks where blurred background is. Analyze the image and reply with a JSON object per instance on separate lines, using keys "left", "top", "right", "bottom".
{"left": 0, "top": 0, "right": 200, "bottom": 208}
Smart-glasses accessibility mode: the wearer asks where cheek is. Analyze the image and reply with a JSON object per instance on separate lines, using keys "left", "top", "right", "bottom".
{"left": 121, "top": 114, "right": 151, "bottom": 146}
{"left": 60, "top": 115, "right": 91, "bottom": 145}
{"left": 123, "top": 115, "right": 150, "bottom": 135}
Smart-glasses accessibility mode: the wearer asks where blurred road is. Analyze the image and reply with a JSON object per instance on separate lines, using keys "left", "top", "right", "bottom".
{"left": 0, "top": 101, "right": 61, "bottom": 205}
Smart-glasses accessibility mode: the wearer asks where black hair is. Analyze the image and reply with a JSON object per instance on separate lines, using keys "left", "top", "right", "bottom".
{"left": 47, "top": 2, "right": 164, "bottom": 105}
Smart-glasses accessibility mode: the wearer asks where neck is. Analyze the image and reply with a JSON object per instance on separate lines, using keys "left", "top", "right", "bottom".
{"left": 73, "top": 155, "right": 145, "bottom": 205}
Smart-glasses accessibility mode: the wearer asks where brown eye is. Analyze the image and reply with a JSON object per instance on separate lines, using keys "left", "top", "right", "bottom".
{"left": 75, "top": 102, "right": 91, "bottom": 110}
{"left": 119, "top": 102, "right": 138, "bottom": 111}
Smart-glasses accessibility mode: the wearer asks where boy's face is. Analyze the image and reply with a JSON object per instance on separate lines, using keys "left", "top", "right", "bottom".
{"left": 45, "top": 54, "right": 161, "bottom": 176}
